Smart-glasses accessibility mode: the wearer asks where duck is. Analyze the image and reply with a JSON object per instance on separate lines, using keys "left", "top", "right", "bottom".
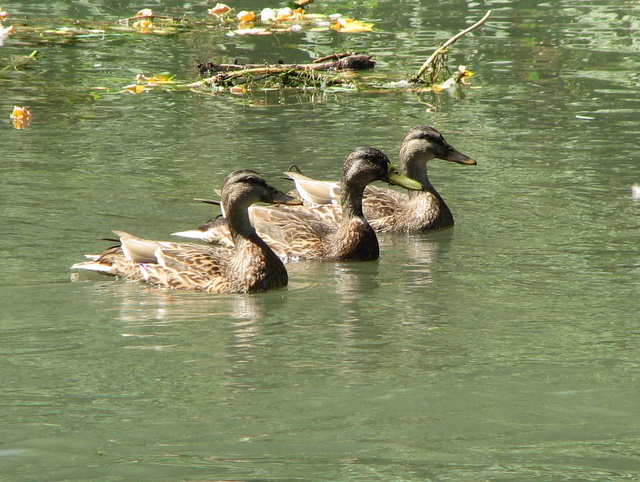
{"left": 172, "top": 147, "right": 422, "bottom": 261}
{"left": 286, "top": 126, "right": 476, "bottom": 233}
{"left": 71, "top": 170, "right": 301, "bottom": 293}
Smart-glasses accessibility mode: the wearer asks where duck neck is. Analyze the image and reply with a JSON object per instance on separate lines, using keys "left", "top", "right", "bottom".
{"left": 225, "top": 202, "right": 288, "bottom": 291}
{"left": 340, "top": 180, "right": 367, "bottom": 220}
{"left": 405, "top": 159, "right": 435, "bottom": 198}
{"left": 225, "top": 203, "right": 255, "bottom": 243}
{"left": 331, "top": 179, "right": 379, "bottom": 261}
{"left": 224, "top": 203, "right": 274, "bottom": 266}
{"left": 401, "top": 153, "right": 452, "bottom": 229}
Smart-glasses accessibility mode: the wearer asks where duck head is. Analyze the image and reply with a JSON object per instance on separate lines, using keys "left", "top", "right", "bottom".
{"left": 400, "top": 126, "right": 476, "bottom": 166}
{"left": 341, "top": 147, "right": 423, "bottom": 191}
{"left": 221, "top": 169, "right": 302, "bottom": 212}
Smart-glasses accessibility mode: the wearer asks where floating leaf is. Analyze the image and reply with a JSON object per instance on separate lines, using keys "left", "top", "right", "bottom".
{"left": 133, "top": 19, "right": 153, "bottom": 30}
{"left": 456, "top": 65, "right": 474, "bottom": 84}
{"left": 262, "top": 8, "right": 277, "bottom": 22}
{"left": 10, "top": 106, "right": 32, "bottom": 129}
{"left": 432, "top": 66, "right": 475, "bottom": 92}
{"left": 274, "top": 7, "right": 297, "bottom": 21}
{"left": 231, "top": 28, "right": 271, "bottom": 36}
{"left": 136, "top": 73, "right": 176, "bottom": 83}
{"left": 331, "top": 18, "right": 373, "bottom": 33}
{"left": 431, "top": 78, "right": 455, "bottom": 92}
{"left": 236, "top": 11, "right": 256, "bottom": 22}
{"left": 123, "top": 84, "right": 146, "bottom": 94}
{"left": 149, "top": 74, "right": 175, "bottom": 83}
{"left": 208, "top": 3, "right": 231, "bottom": 18}
{"left": 135, "top": 9, "right": 154, "bottom": 18}
{"left": 0, "top": 23, "right": 13, "bottom": 45}
{"left": 230, "top": 85, "right": 247, "bottom": 95}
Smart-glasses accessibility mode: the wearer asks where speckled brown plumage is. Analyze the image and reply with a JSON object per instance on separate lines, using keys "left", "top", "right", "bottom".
{"left": 173, "top": 147, "right": 421, "bottom": 262}
{"left": 72, "top": 170, "right": 299, "bottom": 294}
{"left": 287, "top": 126, "right": 476, "bottom": 233}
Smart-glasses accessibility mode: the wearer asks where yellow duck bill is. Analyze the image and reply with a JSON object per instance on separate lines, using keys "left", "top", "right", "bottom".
{"left": 385, "top": 163, "right": 423, "bottom": 190}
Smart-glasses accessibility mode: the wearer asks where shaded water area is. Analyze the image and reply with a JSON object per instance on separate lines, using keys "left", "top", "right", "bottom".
{"left": 1, "top": 0, "right": 639, "bottom": 479}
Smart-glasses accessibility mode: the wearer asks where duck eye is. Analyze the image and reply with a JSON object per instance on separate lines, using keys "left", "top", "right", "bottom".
{"left": 243, "top": 176, "right": 268, "bottom": 188}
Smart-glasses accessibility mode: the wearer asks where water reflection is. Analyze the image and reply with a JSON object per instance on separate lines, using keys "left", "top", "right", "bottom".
{"left": 86, "top": 281, "right": 288, "bottom": 322}
{"left": 3, "top": 0, "right": 640, "bottom": 479}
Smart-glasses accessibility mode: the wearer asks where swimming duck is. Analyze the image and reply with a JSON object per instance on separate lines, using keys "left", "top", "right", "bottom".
{"left": 173, "top": 147, "right": 422, "bottom": 261}
{"left": 71, "top": 170, "right": 301, "bottom": 293}
{"left": 287, "top": 126, "right": 476, "bottom": 233}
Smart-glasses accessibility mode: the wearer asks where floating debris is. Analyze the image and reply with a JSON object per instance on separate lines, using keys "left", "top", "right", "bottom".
{"left": 10, "top": 106, "right": 32, "bottom": 129}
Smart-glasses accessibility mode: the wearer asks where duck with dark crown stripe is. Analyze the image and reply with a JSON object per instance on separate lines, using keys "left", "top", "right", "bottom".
{"left": 172, "top": 147, "right": 422, "bottom": 261}
{"left": 285, "top": 126, "right": 476, "bottom": 233}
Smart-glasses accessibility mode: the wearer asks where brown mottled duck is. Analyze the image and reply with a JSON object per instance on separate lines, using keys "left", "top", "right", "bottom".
{"left": 286, "top": 126, "right": 476, "bottom": 233}
{"left": 71, "top": 170, "right": 301, "bottom": 293}
{"left": 172, "top": 147, "right": 422, "bottom": 261}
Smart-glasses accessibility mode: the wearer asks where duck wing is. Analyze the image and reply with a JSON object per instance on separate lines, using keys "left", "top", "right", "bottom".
{"left": 284, "top": 171, "right": 342, "bottom": 206}
{"left": 71, "top": 245, "right": 145, "bottom": 280}
{"left": 362, "top": 185, "right": 407, "bottom": 221}
{"left": 249, "top": 205, "right": 333, "bottom": 260}
{"left": 140, "top": 241, "right": 234, "bottom": 292}
{"left": 171, "top": 215, "right": 234, "bottom": 248}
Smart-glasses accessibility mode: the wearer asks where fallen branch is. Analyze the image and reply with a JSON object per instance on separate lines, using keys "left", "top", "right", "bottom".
{"left": 189, "top": 66, "right": 351, "bottom": 90}
{"left": 197, "top": 53, "right": 374, "bottom": 76}
{"left": 312, "top": 51, "right": 355, "bottom": 63}
{"left": 409, "top": 10, "right": 491, "bottom": 84}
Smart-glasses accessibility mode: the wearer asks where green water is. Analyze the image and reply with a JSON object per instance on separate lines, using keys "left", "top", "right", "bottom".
{"left": 1, "top": 0, "right": 639, "bottom": 479}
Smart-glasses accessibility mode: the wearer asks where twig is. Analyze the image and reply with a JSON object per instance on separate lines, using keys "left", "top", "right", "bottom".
{"left": 409, "top": 10, "right": 491, "bottom": 83}
{"left": 312, "top": 52, "right": 353, "bottom": 63}
{"left": 188, "top": 67, "right": 295, "bottom": 88}
{"left": 117, "top": 15, "right": 178, "bottom": 25}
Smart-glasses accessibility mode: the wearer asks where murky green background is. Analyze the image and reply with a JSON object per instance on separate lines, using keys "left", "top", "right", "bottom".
{"left": 1, "top": 0, "right": 639, "bottom": 479}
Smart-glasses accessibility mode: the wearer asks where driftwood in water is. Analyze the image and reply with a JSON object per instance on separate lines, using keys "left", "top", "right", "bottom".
{"left": 190, "top": 65, "right": 354, "bottom": 90}
{"left": 197, "top": 53, "right": 375, "bottom": 76}
{"left": 409, "top": 10, "right": 491, "bottom": 84}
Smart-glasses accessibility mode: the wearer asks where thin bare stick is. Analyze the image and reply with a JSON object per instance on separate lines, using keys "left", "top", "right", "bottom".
{"left": 409, "top": 10, "right": 491, "bottom": 83}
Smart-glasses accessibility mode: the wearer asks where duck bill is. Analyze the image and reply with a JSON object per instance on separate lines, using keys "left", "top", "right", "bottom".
{"left": 440, "top": 147, "right": 476, "bottom": 165}
{"left": 385, "top": 164, "right": 423, "bottom": 191}
{"left": 263, "top": 186, "right": 303, "bottom": 205}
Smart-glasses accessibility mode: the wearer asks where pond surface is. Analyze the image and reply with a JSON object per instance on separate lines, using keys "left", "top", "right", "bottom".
{"left": 1, "top": 0, "right": 639, "bottom": 479}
